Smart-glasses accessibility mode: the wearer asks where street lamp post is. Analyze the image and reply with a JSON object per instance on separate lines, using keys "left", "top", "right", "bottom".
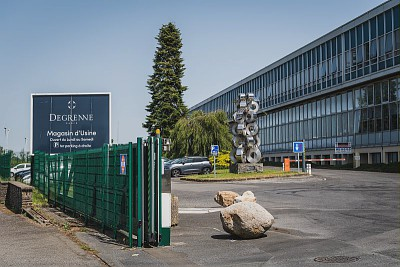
{"left": 24, "top": 138, "right": 28, "bottom": 161}
{"left": 4, "top": 127, "right": 10, "bottom": 152}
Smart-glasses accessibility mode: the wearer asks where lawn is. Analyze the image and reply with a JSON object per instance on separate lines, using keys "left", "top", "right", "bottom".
{"left": 181, "top": 168, "right": 305, "bottom": 182}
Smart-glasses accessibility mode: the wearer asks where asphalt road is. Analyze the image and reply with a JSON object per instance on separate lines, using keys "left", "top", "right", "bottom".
{"left": 168, "top": 168, "right": 400, "bottom": 266}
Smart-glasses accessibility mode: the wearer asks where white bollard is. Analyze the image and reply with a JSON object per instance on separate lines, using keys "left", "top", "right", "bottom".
{"left": 282, "top": 163, "right": 285, "bottom": 171}
{"left": 306, "top": 164, "right": 312, "bottom": 175}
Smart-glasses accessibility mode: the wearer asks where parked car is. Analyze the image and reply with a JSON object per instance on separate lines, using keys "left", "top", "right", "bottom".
{"left": 21, "top": 174, "right": 31, "bottom": 185}
{"left": 10, "top": 163, "right": 31, "bottom": 177}
{"left": 164, "top": 156, "right": 212, "bottom": 177}
{"left": 14, "top": 169, "right": 31, "bottom": 181}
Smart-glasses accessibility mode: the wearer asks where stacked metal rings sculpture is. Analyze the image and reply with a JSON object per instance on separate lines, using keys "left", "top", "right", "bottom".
{"left": 230, "top": 93, "right": 261, "bottom": 164}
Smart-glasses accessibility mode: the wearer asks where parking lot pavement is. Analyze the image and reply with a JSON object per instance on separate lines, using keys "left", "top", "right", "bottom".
{"left": 169, "top": 169, "right": 400, "bottom": 266}
{"left": 0, "top": 206, "right": 103, "bottom": 267}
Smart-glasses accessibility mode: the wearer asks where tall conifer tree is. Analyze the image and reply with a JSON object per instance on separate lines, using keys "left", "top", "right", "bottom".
{"left": 143, "top": 22, "right": 188, "bottom": 137}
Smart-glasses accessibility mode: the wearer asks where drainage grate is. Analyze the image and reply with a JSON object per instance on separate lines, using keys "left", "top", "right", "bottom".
{"left": 314, "top": 256, "right": 360, "bottom": 263}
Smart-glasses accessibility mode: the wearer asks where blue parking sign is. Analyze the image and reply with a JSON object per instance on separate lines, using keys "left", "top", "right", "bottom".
{"left": 293, "top": 142, "right": 304, "bottom": 153}
{"left": 211, "top": 145, "right": 219, "bottom": 156}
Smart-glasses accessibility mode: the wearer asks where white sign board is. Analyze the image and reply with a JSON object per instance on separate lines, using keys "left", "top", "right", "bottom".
{"left": 335, "top": 142, "right": 352, "bottom": 154}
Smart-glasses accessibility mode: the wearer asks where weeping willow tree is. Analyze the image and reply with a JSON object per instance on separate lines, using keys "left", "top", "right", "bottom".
{"left": 169, "top": 110, "right": 231, "bottom": 158}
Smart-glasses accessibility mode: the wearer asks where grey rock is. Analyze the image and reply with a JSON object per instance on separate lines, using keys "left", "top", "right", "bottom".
{"left": 220, "top": 202, "right": 274, "bottom": 239}
{"left": 214, "top": 191, "right": 240, "bottom": 207}
{"left": 234, "top": 190, "right": 257, "bottom": 203}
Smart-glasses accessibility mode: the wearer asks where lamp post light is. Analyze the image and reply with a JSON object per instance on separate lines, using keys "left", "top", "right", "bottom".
{"left": 4, "top": 127, "right": 10, "bottom": 152}
{"left": 24, "top": 138, "right": 28, "bottom": 161}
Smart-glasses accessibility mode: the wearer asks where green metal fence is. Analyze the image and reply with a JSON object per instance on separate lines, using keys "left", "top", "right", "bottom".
{"left": 32, "top": 137, "right": 165, "bottom": 247}
{"left": 0, "top": 152, "right": 11, "bottom": 179}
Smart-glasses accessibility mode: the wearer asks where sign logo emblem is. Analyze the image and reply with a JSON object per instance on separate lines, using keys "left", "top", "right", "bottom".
{"left": 120, "top": 154, "right": 127, "bottom": 175}
{"left": 68, "top": 100, "right": 76, "bottom": 110}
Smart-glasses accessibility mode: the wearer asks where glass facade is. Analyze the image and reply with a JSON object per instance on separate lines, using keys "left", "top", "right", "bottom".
{"left": 259, "top": 76, "right": 399, "bottom": 153}
{"left": 191, "top": 2, "right": 400, "bottom": 160}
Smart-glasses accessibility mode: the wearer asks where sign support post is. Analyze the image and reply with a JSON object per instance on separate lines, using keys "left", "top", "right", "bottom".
{"left": 211, "top": 145, "right": 219, "bottom": 178}
{"left": 297, "top": 153, "right": 300, "bottom": 173}
{"left": 293, "top": 141, "right": 305, "bottom": 173}
{"left": 213, "top": 155, "right": 216, "bottom": 178}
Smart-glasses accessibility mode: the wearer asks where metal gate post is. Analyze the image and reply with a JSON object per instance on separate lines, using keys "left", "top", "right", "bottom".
{"left": 148, "top": 136, "right": 156, "bottom": 244}
{"left": 47, "top": 155, "right": 50, "bottom": 200}
{"left": 158, "top": 136, "right": 171, "bottom": 246}
{"left": 136, "top": 137, "right": 143, "bottom": 248}
{"left": 113, "top": 145, "right": 117, "bottom": 239}
{"left": 128, "top": 142, "right": 133, "bottom": 248}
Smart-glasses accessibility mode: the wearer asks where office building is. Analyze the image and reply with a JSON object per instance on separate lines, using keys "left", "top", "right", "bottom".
{"left": 190, "top": 0, "right": 400, "bottom": 165}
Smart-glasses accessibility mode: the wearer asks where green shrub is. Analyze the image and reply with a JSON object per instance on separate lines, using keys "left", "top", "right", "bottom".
{"left": 32, "top": 188, "right": 48, "bottom": 207}
{"left": 209, "top": 150, "right": 231, "bottom": 169}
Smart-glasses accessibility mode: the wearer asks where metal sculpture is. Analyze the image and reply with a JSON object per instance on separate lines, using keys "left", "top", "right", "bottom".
{"left": 230, "top": 93, "right": 261, "bottom": 164}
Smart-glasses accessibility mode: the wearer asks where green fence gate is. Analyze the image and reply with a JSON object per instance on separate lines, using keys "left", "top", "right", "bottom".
{"left": 0, "top": 152, "right": 11, "bottom": 179}
{"left": 32, "top": 136, "right": 169, "bottom": 247}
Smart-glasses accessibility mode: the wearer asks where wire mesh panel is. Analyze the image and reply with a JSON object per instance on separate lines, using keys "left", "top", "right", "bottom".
{"left": 0, "top": 152, "right": 11, "bottom": 179}
{"left": 32, "top": 144, "right": 135, "bottom": 243}
{"left": 32, "top": 137, "right": 164, "bottom": 248}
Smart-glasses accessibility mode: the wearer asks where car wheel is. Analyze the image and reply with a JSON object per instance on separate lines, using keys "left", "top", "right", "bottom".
{"left": 202, "top": 167, "right": 211, "bottom": 174}
{"left": 171, "top": 169, "right": 181, "bottom": 177}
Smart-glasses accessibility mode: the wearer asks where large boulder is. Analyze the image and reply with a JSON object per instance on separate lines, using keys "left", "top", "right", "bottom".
{"left": 220, "top": 202, "right": 274, "bottom": 239}
{"left": 214, "top": 191, "right": 240, "bottom": 207}
{"left": 234, "top": 190, "right": 256, "bottom": 204}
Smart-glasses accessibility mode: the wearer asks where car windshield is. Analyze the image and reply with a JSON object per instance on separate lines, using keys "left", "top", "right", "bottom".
{"left": 170, "top": 158, "right": 183, "bottom": 164}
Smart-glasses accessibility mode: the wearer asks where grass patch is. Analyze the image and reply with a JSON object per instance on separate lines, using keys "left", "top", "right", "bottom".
{"left": 32, "top": 188, "right": 48, "bottom": 207}
{"left": 181, "top": 168, "right": 304, "bottom": 182}
{"left": 0, "top": 176, "right": 10, "bottom": 182}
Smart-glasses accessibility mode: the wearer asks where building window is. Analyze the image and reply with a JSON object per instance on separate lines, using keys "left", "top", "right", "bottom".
{"left": 385, "top": 10, "right": 392, "bottom": 33}
{"left": 378, "top": 13, "right": 385, "bottom": 36}
{"left": 367, "top": 85, "right": 374, "bottom": 106}
{"left": 387, "top": 152, "right": 398, "bottom": 163}
{"left": 370, "top": 39, "right": 378, "bottom": 63}
{"left": 347, "top": 91, "right": 353, "bottom": 110}
{"left": 354, "top": 110, "right": 361, "bottom": 134}
{"left": 390, "top": 103, "right": 398, "bottom": 130}
{"left": 371, "top": 153, "right": 382, "bottom": 164}
{"left": 375, "top": 82, "right": 382, "bottom": 104}
{"left": 376, "top": 105, "right": 382, "bottom": 132}
{"left": 383, "top": 104, "right": 390, "bottom": 130}
{"left": 336, "top": 94, "right": 342, "bottom": 113}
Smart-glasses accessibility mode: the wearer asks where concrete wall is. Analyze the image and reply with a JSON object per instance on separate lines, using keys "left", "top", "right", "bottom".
{"left": 5, "top": 182, "right": 33, "bottom": 213}
{"left": 0, "top": 182, "right": 8, "bottom": 203}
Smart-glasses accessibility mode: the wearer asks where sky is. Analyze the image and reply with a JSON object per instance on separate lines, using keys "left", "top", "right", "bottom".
{"left": 0, "top": 0, "right": 386, "bottom": 152}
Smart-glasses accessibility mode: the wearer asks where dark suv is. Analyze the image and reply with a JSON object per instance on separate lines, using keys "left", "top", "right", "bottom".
{"left": 165, "top": 156, "right": 212, "bottom": 177}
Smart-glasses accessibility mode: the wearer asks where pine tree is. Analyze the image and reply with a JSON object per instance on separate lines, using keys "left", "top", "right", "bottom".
{"left": 143, "top": 22, "right": 188, "bottom": 137}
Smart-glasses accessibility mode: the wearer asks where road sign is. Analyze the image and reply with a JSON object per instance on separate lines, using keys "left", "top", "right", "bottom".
{"left": 293, "top": 142, "right": 304, "bottom": 153}
{"left": 335, "top": 142, "right": 352, "bottom": 154}
{"left": 211, "top": 145, "right": 219, "bottom": 156}
{"left": 120, "top": 154, "right": 127, "bottom": 175}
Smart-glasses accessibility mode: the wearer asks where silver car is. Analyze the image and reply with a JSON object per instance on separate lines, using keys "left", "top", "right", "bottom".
{"left": 165, "top": 157, "right": 212, "bottom": 177}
